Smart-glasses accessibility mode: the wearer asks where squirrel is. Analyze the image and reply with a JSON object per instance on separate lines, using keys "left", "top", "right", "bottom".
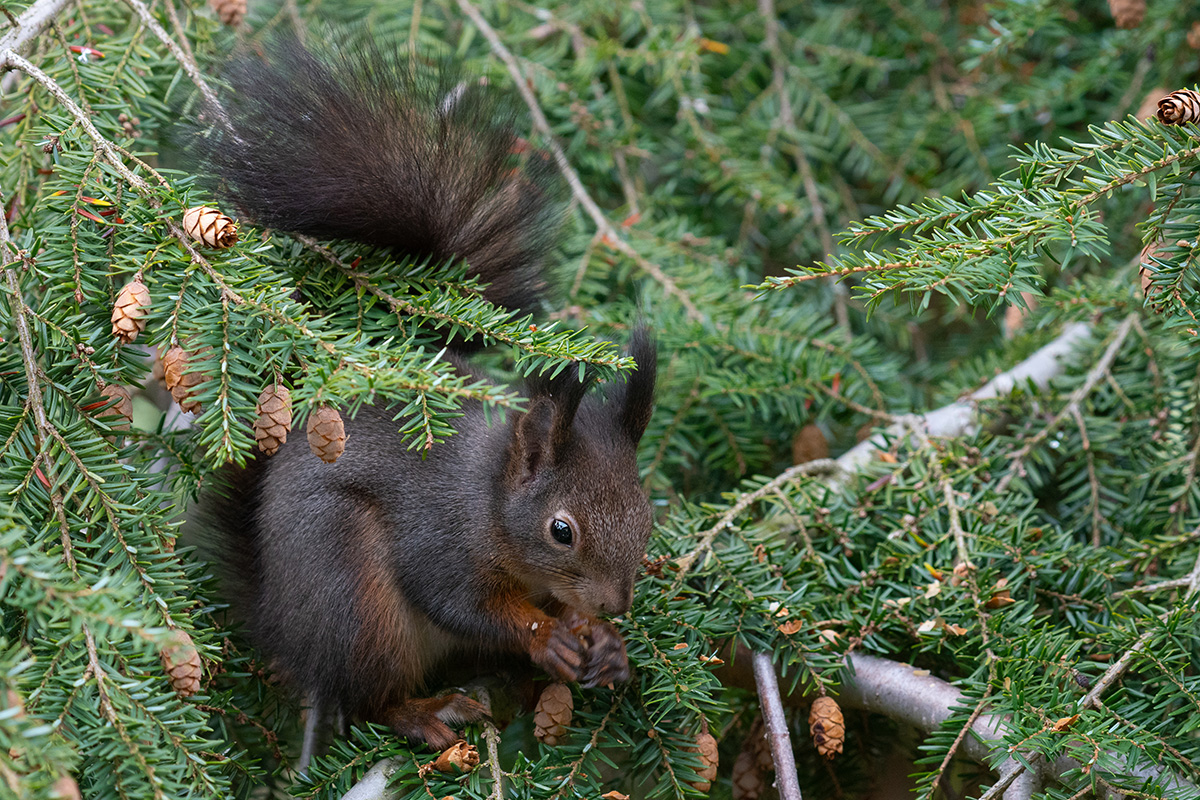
{"left": 195, "top": 34, "right": 657, "bottom": 751}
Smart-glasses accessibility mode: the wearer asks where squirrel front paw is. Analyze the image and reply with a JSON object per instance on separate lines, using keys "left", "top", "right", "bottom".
{"left": 559, "top": 611, "right": 630, "bottom": 688}
{"left": 579, "top": 619, "right": 630, "bottom": 688}
{"left": 528, "top": 618, "right": 586, "bottom": 683}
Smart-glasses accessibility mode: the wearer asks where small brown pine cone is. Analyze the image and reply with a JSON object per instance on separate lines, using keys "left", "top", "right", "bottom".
{"left": 1189, "top": 22, "right": 1200, "bottom": 50}
{"left": 809, "top": 696, "right": 845, "bottom": 759}
{"left": 1107, "top": 0, "right": 1145, "bottom": 28}
{"left": 99, "top": 384, "right": 134, "bottom": 431}
{"left": 110, "top": 277, "right": 150, "bottom": 344}
{"left": 533, "top": 683, "right": 573, "bottom": 746}
{"left": 49, "top": 776, "right": 82, "bottom": 800}
{"left": 208, "top": 0, "right": 246, "bottom": 26}
{"left": 686, "top": 731, "right": 719, "bottom": 792}
{"left": 182, "top": 206, "right": 239, "bottom": 249}
{"left": 161, "top": 629, "right": 202, "bottom": 698}
{"left": 792, "top": 423, "right": 829, "bottom": 465}
{"left": 1139, "top": 241, "right": 1165, "bottom": 297}
{"left": 4, "top": 688, "right": 24, "bottom": 719}
{"left": 307, "top": 405, "right": 346, "bottom": 463}
{"left": 163, "top": 345, "right": 205, "bottom": 414}
{"left": 731, "top": 750, "right": 764, "bottom": 800}
{"left": 254, "top": 385, "right": 293, "bottom": 455}
{"left": 1157, "top": 89, "right": 1200, "bottom": 126}
{"left": 432, "top": 741, "right": 479, "bottom": 773}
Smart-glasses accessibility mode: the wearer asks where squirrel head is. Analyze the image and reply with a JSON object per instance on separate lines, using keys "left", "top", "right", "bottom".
{"left": 497, "top": 331, "right": 657, "bottom": 618}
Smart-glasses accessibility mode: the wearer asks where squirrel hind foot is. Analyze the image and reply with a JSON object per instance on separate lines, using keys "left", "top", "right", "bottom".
{"left": 379, "top": 694, "right": 489, "bottom": 750}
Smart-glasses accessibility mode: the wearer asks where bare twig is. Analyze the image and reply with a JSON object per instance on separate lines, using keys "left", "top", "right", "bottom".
{"left": 453, "top": 0, "right": 701, "bottom": 321}
{"left": 672, "top": 458, "right": 845, "bottom": 589}
{"left": 484, "top": 720, "right": 504, "bottom": 800}
{"left": 942, "top": 477, "right": 974, "bottom": 569}
{"left": 752, "top": 650, "right": 803, "bottom": 800}
{"left": 119, "top": 0, "right": 232, "bottom": 130}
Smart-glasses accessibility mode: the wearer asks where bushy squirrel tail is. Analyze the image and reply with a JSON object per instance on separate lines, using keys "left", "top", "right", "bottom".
{"left": 193, "top": 33, "right": 562, "bottom": 313}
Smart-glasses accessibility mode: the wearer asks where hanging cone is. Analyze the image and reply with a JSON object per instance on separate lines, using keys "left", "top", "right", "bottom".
{"left": 99, "top": 384, "right": 134, "bottom": 431}
{"left": 182, "top": 206, "right": 239, "bottom": 249}
{"left": 792, "top": 423, "right": 829, "bottom": 464}
{"left": 254, "top": 384, "right": 293, "bottom": 455}
{"left": 162, "top": 345, "right": 205, "bottom": 414}
{"left": 111, "top": 277, "right": 150, "bottom": 344}
{"left": 731, "top": 717, "right": 772, "bottom": 800}
{"left": 49, "top": 776, "right": 81, "bottom": 800}
{"left": 533, "top": 683, "right": 573, "bottom": 745}
{"left": 1107, "top": 0, "right": 1145, "bottom": 28}
{"left": 1139, "top": 241, "right": 1165, "bottom": 298}
{"left": 809, "top": 696, "right": 845, "bottom": 759}
{"left": 208, "top": 0, "right": 246, "bottom": 26}
{"left": 686, "top": 730, "right": 719, "bottom": 792}
{"left": 161, "top": 629, "right": 202, "bottom": 698}
{"left": 307, "top": 405, "right": 346, "bottom": 463}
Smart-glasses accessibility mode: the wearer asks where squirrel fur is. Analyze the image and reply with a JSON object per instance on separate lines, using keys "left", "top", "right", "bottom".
{"left": 196, "top": 34, "right": 657, "bottom": 749}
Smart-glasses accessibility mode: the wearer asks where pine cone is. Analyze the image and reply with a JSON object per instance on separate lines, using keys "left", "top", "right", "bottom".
{"left": 792, "top": 423, "right": 828, "bottom": 464}
{"left": 1107, "top": 0, "right": 1145, "bottom": 28}
{"left": 99, "top": 384, "right": 134, "bottom": 431}
{"left": 161, "top": 629, "right": 202, "bottom": 698}
{"left": 1189, "top": 22, "right": 1200, "bottom": 50}
{"left": 1139, "top": 241, "right": 1165, "bottom": 297}
{"left": 49, "top": 776, "right": 81, "bottom": 800}
{"left": 533, "top": 683, "right": 573, "bottom": 746}
{"left": 182, "top": 206, "right": 239, "bottom": 249}
{"left": 4, "top": 688, "right": 24, "bottom": 719}
{"left": 307, "top": 405, "right": 346, "bottom": 463}
{"left": 731, "top": 750, "right": 764, "bottom": 800}
{"left": 208, "top": 0, "right": 246, "bottom": 26}
{"left": 432, "top": 741, "right": 479, "bottom": 773}
{"left": 162, "top": 345, "right": 205, "bottom": 415}
{"left": 687, "top": 731, "right": 719, "bottom": 792}
{"left": 254, "top": 385, "right": 293, "bottom": 456}
{"left": 1157, "top": 89, "right": 1200, "bottom": 126}
{"left": 110, "top": 277, "right": 150, "bottom": 344}
{"left": 809, "top": 696, "right": 845, "bottom": 759}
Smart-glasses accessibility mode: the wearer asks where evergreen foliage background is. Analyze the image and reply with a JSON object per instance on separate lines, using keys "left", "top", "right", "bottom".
{"left": 3, "top": 0, "right": 1200, "bottom": 798}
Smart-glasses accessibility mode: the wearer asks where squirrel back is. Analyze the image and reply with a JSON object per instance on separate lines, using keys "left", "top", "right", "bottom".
{"left": 193, "top": 35, "right": 658, "bottom": 748}
{"left": 194, "top": 32, "right": 561, "bottom": 313}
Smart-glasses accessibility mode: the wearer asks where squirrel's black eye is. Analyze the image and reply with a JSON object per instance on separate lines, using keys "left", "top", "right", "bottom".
{"left": 550, "top": 518, "right": 573, "bottom": 546}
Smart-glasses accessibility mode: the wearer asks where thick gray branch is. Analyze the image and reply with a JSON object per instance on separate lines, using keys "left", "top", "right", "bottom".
{"left": 0, "top": 0, "right": 74, "bottom": 68}
{"left": 838, "top": 321, "right": 1093, "bottom": 473}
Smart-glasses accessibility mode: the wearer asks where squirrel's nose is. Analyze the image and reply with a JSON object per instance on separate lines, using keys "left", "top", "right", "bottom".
{"left": 599, "top": 580, "right": 634, "bottom": 616}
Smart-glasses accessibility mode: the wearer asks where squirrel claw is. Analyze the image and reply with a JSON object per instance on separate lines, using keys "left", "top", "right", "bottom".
{"left": 529, "top": 618, "right": 586, "bottom": 683}
{"left": 580, "top": 620, "right": 630, "bottom": 688}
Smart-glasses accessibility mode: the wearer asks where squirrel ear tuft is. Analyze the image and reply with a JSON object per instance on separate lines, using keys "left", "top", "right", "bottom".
{"left": 511, "top": 398, "right": 555, "bottom": 483}
{"left": 614, "top": 328, "right": 656, "bottom": 445}
{"left": 512, "top": 366, "right": 592, "bottom": 482}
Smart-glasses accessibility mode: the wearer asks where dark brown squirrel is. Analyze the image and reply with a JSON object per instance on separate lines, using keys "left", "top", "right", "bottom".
{"left": 194, "top": 34, "right": 657, "bottom": 749}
